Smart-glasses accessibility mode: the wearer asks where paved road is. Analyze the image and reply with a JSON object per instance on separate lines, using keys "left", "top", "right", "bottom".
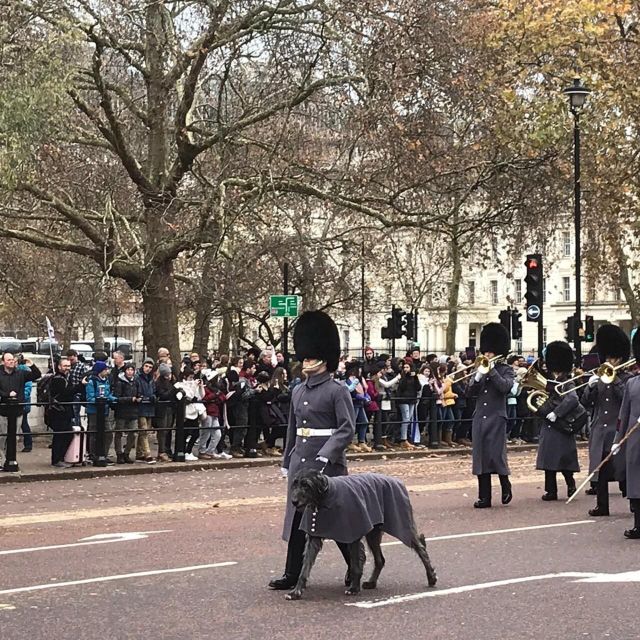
{"left": 0, "top": 450, "right": 637, "bottom": 640}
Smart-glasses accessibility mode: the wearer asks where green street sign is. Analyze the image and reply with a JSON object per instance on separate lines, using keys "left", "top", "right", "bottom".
{"left": 270, "top": 295, "right": 300, "bottom": 318}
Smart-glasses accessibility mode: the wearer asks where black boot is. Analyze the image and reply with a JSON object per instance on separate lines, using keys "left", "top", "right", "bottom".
{"left": 590, "top": 477, "right": 610, "bottom": 516}
{"left": 541, "top": 492, "right": 558, "bottom": 501}
{"left": 116, "top": 453, "right": 125, "bottom": 464}
{"left": 564, "top": 473, "right": 576, "bottom": 499}
{"left": 268, "top": 574, "right": 298, "bottom": 590}
{"left": 499, "top": 475, "right": 512, "bottom": 505}
{"left": 626, "top": 500, "right": 640, "bottom": 537}
{"left": 542, "top": 471, "right": 558, "bottom": 501}
{"left": 474, "top": 474, "right": 491, "bottom": 508}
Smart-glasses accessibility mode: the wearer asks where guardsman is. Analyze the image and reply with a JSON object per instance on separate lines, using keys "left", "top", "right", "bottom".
{"left": 535, "top": 341, "right": 583, "bottom": 501}
{"left": 268, "top": 311, "right": 356, "bottom": 590}
{"left": 581, "top": 325, "right": 632, "bottom": 516}
{"left": 467, "top": 323, "right": 515, "bottom": 509}
{"left": 614, "top": 329, "right": 640, "bottom": 539}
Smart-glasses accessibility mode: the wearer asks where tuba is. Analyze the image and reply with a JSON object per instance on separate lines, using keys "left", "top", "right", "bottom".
{"left": 520, "top": 361, "right": 549, "bottom": 413}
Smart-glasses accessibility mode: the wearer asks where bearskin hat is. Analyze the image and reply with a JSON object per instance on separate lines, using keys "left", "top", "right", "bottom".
{"left": 633, "top": 328, "right": 640, "bottom": 363}
{"left": 544, "top": 340, "right": 574, "bottom": 374}
{"left": 293, "top": 310, "right": 340, "bottom": 372}
{"left": 479, "top": 322, "right": 510, "bottom": 355}
{"left": 596, "top": 324, "right": 630, "bottom": 362}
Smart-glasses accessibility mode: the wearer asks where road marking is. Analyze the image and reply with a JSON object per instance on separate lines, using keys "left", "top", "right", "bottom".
{"left": 380, "top": 520, "right": 595, "bottom": 546}
{"left": 575, "top": 570, "right": 640, "bottom": 583}
{"left": 0, "top": 562, "right": 237, "bottom": 596}
{"left": 346, "top": 572, "right": 598, "bottom": 608}
{"left": 0, "top": 530, "right": 172, "bottom": 556}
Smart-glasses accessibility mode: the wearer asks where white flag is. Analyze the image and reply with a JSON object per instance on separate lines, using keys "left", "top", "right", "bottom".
{"left": 45, "top": 316, "right": 55, "bottom": 340}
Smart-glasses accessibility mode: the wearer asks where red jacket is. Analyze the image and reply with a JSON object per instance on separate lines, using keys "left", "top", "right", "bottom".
{"left": 203, "top": 387, "right": 225, "bottom": 418}
{"left": 365, "top": 379, "right": 380, "bottom": 413}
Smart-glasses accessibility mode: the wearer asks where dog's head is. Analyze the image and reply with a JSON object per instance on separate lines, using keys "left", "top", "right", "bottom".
{"left": 290, "top": 469, "right": 329, "bottom": 511}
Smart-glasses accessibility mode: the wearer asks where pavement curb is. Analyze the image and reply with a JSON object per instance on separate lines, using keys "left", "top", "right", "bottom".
{"left": 0, "top": 442, "right": 588, "bottom": 484}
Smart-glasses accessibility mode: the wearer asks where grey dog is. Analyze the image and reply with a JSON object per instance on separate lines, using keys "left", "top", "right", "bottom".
{"left": 285, "top": 469, "right": 437, "bottom": 600}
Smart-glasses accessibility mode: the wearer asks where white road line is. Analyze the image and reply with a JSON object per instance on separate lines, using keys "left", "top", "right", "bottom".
{"left": 0, "top": 530, "right": 172, "bottom": 556}
{"left": 0, "top": 562, "right": 237, "bottom": 596}
{"left": 345, "top": 572, "right": 598, "bottom": 608}
{"left": 380, "top": 519, "right": 595, "bottom": 546}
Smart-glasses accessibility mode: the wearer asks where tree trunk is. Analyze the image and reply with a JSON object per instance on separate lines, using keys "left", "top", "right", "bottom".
{"left": 192, "top": 297, "right": 213, "bottom": 356}
{"left": 618, "top": 247, "right": 640, "bottom": 325}
{"left": 217, "top": 306, "right": 233, "bottom": 355}
{"left": 142, "top": 262, "right": 181, "bottom": 364}
{"left": 91, "top": 309, "right": 104, "bottom": 353}
{"left": 446, "top": 236, "right": 462, "bottom": 355}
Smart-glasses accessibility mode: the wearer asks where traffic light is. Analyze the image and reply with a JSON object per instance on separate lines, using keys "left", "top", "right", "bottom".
{"left": 499, "top": 309, "right": 511, "bottom": 336}
{"left": 524, "top": 253, "right": 543, "bottom": 322}
{"left": 381, "top": 316, "right": 394, "bottom": 340}
{"left": 391, "top": 307, "right": 405, "bottom": 338}
{"left": 565, "top": 314, "right": 577, "bottom": 343}
{"left": 584, "top": 315, "right": 595, "bottom": 342}
{"left": 405, "top": 312, "right": 416, "bottom": 341}
{"left": 512, "top": 309, "right": 523, "bottom": 340}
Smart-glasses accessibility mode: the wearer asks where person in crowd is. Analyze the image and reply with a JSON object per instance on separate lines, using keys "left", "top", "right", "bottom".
{"left": 378, "top": 357, "right": 400, "bottom": 449}
{"left": 48, "top": 358, "right": 82, "bottom": 468}
{"left": 614, "top": 329, "right": 640, "bottom": 539}
{"left": 154, "top": 363, "right": 175, "bottom": 461}
{"left": 85, "top": 361, "right": 117, "bottom": 464}
{"left": 417, "top": 364, "right": 435, "bottom": 448}
{"left": 452, "top": 366, "right": 470, "bottom": 446}
{"left": 346, "top": 363, "right": 372, "bottom": 452}
{"left": 135, "top": 358, "right": 156, "bottom": 463}
{"left": 17, "top": 358, "right": 34, "bottom": 453}
{"left": 255, "top": 348, "right": 276, "bottom": 377}
{"left": 365, "top": 365, "right": 383, "bottom": 451}
{"left": 200, "top": 373, "right": 231, "bottom": 460}
{"left": 362, "top": 347, "right": 378, "bottom": 378}
{"left": 110, "top": 351, "right": 126, "bottom": 384}
{"left": 396, "top": 360, "right": 421, "bottom": 450}
{"left": 438, "top": 364, "right": 458, "bottom": 447}
{"left": 113, "top": 362, "right": 142, "bottom": 464}
{"left": 67, "top": 349, "right": 87, "bottom": 427}
{"left": 0, "top": 352, "right": 41, "bottom": 467}
{"left": 466, "top": 323, "right": 514, "bottom": 508}
{"left": 174, "top": 367, "right": 206, "bottom": 461}
{"left": 215, "top": 354, "right": 230, "bottom": 376}
{"left": 581, "top": 326, "right": 633, "bottom": 517}
{"left": 535, "top": 341, "right": 581, "bottom": 501}
{"left": 228, "top": 361, "right": 257, "bottom": 457}
{"left": 257, "top": 367, "right": 289, "bottom": 456}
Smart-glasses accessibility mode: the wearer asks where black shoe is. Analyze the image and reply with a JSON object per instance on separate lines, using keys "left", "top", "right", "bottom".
{"left": 116, "top": 453, "right": 125, "bottom": 464}
{"left": 501, "top": 488, "right": 513, "bottom": 505}
{"left": 123, "top": 453, "right": 134, "bottom": 464}
{"left": 585, "top": 487, "right": 597, "bottom": 496}
{"left": 541, "top": 492, "right": 558, "bottom": 501}
{"left": 374, "top": 445, "right": 386, "bottom": 452}
{"left": 22, "top": 447, "right": 32, "bottom": 453}
{"left": 473, "top": 499, "right": 491, "bottom": 509}
{"left": 244, "top": 449, "right": 258, "bottom": 459}
{"left": 588, "top": 506, "right": 610, "bottom": 517}
{"left": 105, "top": 457, "right": 115, "bottom": 466}
{"left": 567, "top": 483, "right": 577, "bottom": 498}
{"left": 623, "top": 527, "right": 640, "bottom": 539}
{"left": 268, "top": 574, "right": 298, "bottom": 590}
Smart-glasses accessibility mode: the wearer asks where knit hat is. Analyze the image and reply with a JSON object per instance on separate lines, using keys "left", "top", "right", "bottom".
{"left": 143, "top": 358, "right": 155, "bottom": 367}
{"left": 93, "top": 361, "right": 109, "bottom": 374}
{"left": 158, "top": 363, "right": 172, "bottom": 377}
{"left": 124, "top": 362, "right": 136, "bottom": 372}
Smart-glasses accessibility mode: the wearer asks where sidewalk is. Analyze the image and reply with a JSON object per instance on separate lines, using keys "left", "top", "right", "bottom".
{"left": 0, "top": 439, "right": 572, "bottom": 484}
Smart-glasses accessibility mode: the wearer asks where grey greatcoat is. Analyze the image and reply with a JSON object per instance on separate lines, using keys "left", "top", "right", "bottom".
{"left": 299, "top": 473, "right": 416, "bottom": 546}
{"left": 582, "top": 372, "right": 631, "bottom": 479}
{"left": 281, "top": 371, "right": 355, "bottom": 541}
{"left": 467, "top": 363, "right": 515, "bottom": 476}
{"left": 615, "top": 375, "right": 640, "bottom": 500}
{"left": 536, "top": 381, "right": 580, "bottom": 473}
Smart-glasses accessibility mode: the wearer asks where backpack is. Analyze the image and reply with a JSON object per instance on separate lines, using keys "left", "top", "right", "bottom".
{"left": 36, "top": 373, "right": 54, "bottom": 404}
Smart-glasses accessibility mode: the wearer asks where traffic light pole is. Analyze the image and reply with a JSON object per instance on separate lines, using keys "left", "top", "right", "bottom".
{"left": 572, "top": 108, "right": 583, "bottom": 364}
{"left": 282, "top": 262, "right": 289, "bottom": 364}
{"left": 537, "top": 305, "right": 544, "bottom": 359}
{"left": 391, "top": 304, "right": 396, "bottom": 359}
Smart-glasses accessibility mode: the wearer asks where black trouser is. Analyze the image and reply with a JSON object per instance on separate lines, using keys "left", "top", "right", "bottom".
{"left": 285, "top": 510, "right": 350, "bottom": 578}
{"left": 370, "top": 410, "right": 382, "bottom": 447}
{"left": 545, "top": 470, "right": 575, "bottom": 495}
{"left": 595, "top": 459, "right": 615, "bottom": 510}
{"left": 184, "top": 418, "right": 199, "bottom": 454}
{"left": 267, "top": 424, "right": 287, "bottom": 448}
{"left": 477, "top": 473, "right": 510, "bottom": 502}
{"left": 50, "top": 417, "right": 74, "bottom": 465}
{"left": 631, "top": 499, "right": 640, "bottom": 529}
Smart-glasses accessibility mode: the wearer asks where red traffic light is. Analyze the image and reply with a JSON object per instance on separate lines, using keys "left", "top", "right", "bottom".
{"left": 526, "top": 258, "right": 539, "bottom": 269}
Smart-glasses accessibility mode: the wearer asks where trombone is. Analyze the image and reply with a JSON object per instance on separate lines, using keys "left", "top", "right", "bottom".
{"left": 447, "top": 354, "right": 508, "bottom": 383}
{"left": 519, "top": 359, "right": 551, "bottom": 412}
{"left": 557, "top": 358, "right": 636, "bottom": 396}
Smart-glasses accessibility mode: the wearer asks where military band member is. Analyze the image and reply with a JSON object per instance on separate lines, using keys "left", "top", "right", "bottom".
{"left": 467, "top": 323, "right": 515, "bottom": 508}
{"left": 613, "top": 329, "right": 640, "bottom": 539}
{"left": 268, "top": 311, "right": 356, "bottom": 589}
{"left": 581, "top": 325, "right": 632, "bottom": 516}
{"left": 535, "top": 341, "right": 582, "bottom": 501}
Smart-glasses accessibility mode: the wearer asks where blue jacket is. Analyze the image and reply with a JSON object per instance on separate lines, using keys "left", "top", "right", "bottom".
{"left": 135, "top": 370, "right": 156, "bottom": 418}
{"left": 85, "top": 374, "right": 117, "bottom": 416}
{"left": 18, "top": 364, "right": 32, "bottom": 414}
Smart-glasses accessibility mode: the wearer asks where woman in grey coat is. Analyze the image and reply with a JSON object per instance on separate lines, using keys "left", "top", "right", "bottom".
{"left": 581, "top": 324, "right": 632, "bottom": 517}
{"left": 613, "top": 329, "right": 640, "bottom": 539}
{"left": 535, "top": 341, "right": 580, "bottom": 501}
{"left": 467, "top": 323, "right": 515, "bottom": 508}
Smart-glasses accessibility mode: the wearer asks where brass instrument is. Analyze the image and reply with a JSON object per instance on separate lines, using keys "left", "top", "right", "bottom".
{"left": 520, "top": 360, "right": 550, "bottom": 412}
{"left": 558, "top": 358, "right": 636, "bottom": 396}
{"left": 447, "top": 354, "right": 507, "bottom": 383}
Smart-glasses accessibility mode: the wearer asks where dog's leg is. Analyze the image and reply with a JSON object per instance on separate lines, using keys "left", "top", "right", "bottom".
{"left": 345, "top": 539, "right": 365, "bottom": 596}
{"left": 363, "top": 526, "right": 385, "bottom": 589}
{"left": 286, "top": 536, "right": 323, "bottom": 601}
{"left": 410, "top": 529, "right": 437, "bottom": 587}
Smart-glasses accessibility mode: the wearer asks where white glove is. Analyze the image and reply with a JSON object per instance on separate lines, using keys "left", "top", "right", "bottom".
{"left": 280, "top": 467, "right": 288, "bottom": 478}
{"left": 175, "top": 391, "right": 184, "bottom": 401}
{"left": 611, "top": 443, "right": 621, "bottom": 456}
{"left": 588, "top": 375, "right": 599, "bottom": 387}
{"left": 547, "top": 412, "right": 557, "bottom": 423}
{"left": 474, "top": 371, "right": 484, "bottom": 382}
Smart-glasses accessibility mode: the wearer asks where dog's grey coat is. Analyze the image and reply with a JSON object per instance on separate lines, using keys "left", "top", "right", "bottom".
{"left": 299, "top": 473, "right": 416, "bottom": 545}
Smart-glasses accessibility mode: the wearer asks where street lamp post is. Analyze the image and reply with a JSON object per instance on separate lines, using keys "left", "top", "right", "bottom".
{"left": 563, "top": 77, "right": 590, "bottom": 363}
{"left": 112, "top": 307, "right": 121, "bottom": 353}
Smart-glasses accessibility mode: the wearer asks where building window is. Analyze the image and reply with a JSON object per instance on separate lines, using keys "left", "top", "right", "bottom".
{"left": 514, "top": 279, "right": 522, "bottom": 304}
{"left": 542, "top": 327, "right": 547, "bottom": 348}
{"left": 543, "top": 277, "right": 547, "bottom": 303}
{"left": 490, "top": 280, "right": 498, "bottom": 305}
{"left": 562, "top": 230, "right": 571, "bottom": 257}
{"left": 343, "top": 329, "right": 350, "bottom": 354}
{"left": 516, "top": 338, "right": 523, "bottom": 353}
{"left": 468, "top": 281, "right": 476, "bottom": 305}
{"left": 614, "top": 288, "right": 623, "bottom": 302}
{"left": 563, "top": 277, "right": 571, "bottom": 302}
